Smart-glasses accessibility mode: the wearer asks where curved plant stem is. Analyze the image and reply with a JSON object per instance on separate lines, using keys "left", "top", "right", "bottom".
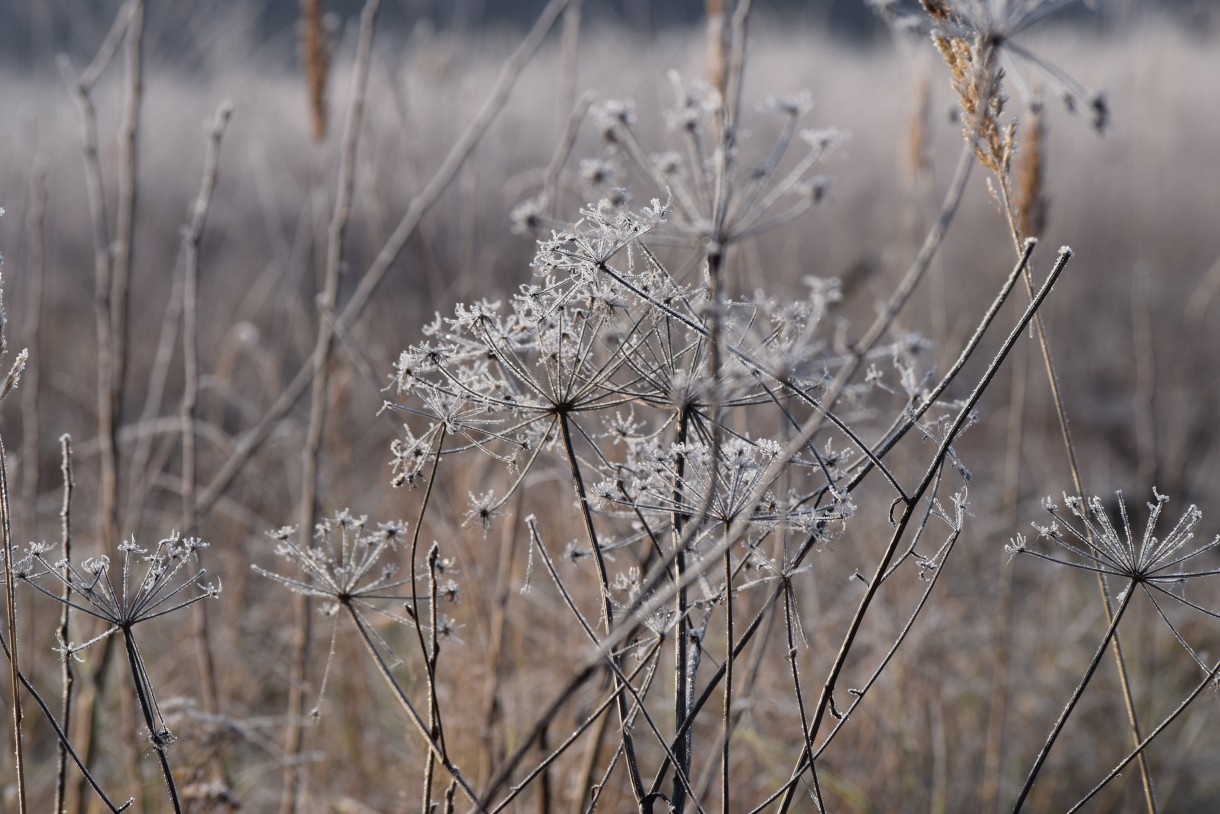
{"left": 344, "top": 607, "right": 481, "bottom": 807}
{"left": 559, "top": 413, "right": 647, "bottom": 805}
{"left": 54, "top": 436, "right": 76, "bottom": 814}
{"left": 180, "top": 101, "right": 233, "bottom": 717}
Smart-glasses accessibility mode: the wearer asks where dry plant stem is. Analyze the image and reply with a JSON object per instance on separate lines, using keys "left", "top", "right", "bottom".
{"left": 121, "top": 628, "right": 181, "bottom": 813}
{"left": 195, "top": 0, "right": 570, "bottom": 517}
{"left": 343, "top": 606, "right": 480, "bottom": 806}
{"left": 671, "top": 411, "right": 692, "bottom": 814}
{"left": 125, "top": 271, "right": 182, "bottom": 530}
{"left": 55, "top": 436, "right": 76, "bottom": 814}
{"left": 282, "top": 5, "right": 381, "bottom": 810}
{"left": 544, "top": 94, "right": 594, "bottom": 220}
{"left": 720, "top": 546, "right": 733, "bottom": 814}
{"left": 181, "top": 101, "right": 234, "bottom": 717}
{"left": 557, "top": 0, "right": 582, "bottom": 129}
{"left": 19, "top": 166, "right": 45, "bottom": 538}
{"left": 59, "top": 11, "right": 141, "bottom": 801}
{"left": 301, "top": 0, "right": 329, "bottom": 141}
{"left": 775, "top": 248, "right": 1074, "bottom": 812}
{"left": 558, "top": 415, "right": 646, "bottom": 804}
{"left": 403, "top": 432, "right": 458, "bottom": 807}
{"left": 480, "top": 490, "right": 524, "bottom": 782}
{"left": 1011, "top": 584, "right": 1136, "bottom": 813}
{"left": 999, "top": 163, "right": 1157, "bottom": 814}
{"left": 803, "top": 470, "right": 958, "bottom": 766}
{"left": 60, "top": 55, "right": 114, "bottom": 553}
{"left": 705, "top": 0, "right": 727, "bottom": 101}
{"left": 477, "top": 664, "right": 599, "bottom": 809}
{"left": 408, "top": 427, "right": 445, "bottom": 716}
{"left": 536, "top": 725, "right": 552, "bottom": 814}
{"left": 422, "top": 545, "right": 443, "bottom": 812}
{"left": 981, "top": 340, "right": 1028, "bottom": 813}
{"left": 523, "top": 519, "right": 699, "bottom": 813}
{"left": 1067, "top": 655, "right": 1220, "bottom": 813}
{"left": 723, "top": 0, "right": 753, "bottom": 127}
{"left": 0, "top": 442, "right": 26, "bottom": 813}
{"left": 781, "top": 581, "right": 818, "bottom": 812}
{"left": 647, "top": 571, "right": 783, "bottom": 797}
{"left": 109, "top": 0, "right": 144, "bottom": 536}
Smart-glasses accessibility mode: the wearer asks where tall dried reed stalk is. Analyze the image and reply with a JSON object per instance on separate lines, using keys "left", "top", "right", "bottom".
{"left": 1015, "top": 102, "right": 1047, "bottom": 240}
{"left": 301, "top": 0, "right": 330, "bottom": 141}
{"left": 914, "top": 3, "right": 1155, "bottom": 808}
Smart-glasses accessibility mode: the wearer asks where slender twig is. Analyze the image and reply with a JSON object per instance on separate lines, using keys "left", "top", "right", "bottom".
{"left": 181, "top": 100, "right": 233, "bottom": 719}
{"left": 108, "top": 0, "right": 144, "bottom": 545}
{"left": 671, "top": 410, "right": 692, "bottom": 814}
{"left": 720, "top": 542, "right": 733, "bottom": 814}
{"left": 422, "top": 543, "right": 443, "bottom": 812}
{"left": 1, "top": 440, "right": 26, "bottom": 811}
{"left": 54, "top": 436, "right": 76, "bottom": 814}
{"left": 480, "top": 487, "right": 524, "bottom": 782}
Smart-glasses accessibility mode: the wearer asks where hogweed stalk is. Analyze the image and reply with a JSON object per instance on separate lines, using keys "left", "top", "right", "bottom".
{"left": 1008, "top": 491, "right": 1220, "bottom": 810}
{"left": 20, "top": 533, "right": 220, "bottom": 814}
{"left": 253, "top": 511, "right": 481, "bottom": 807}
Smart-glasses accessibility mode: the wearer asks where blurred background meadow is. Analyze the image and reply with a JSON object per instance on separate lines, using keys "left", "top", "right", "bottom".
{"left": 0, "top": 0, "right": 1219, "bottom": 811}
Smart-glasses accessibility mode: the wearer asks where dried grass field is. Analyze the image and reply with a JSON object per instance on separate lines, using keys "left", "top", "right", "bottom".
{"left": 0, "top": 1, "right": 1219, "bottom": 811}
